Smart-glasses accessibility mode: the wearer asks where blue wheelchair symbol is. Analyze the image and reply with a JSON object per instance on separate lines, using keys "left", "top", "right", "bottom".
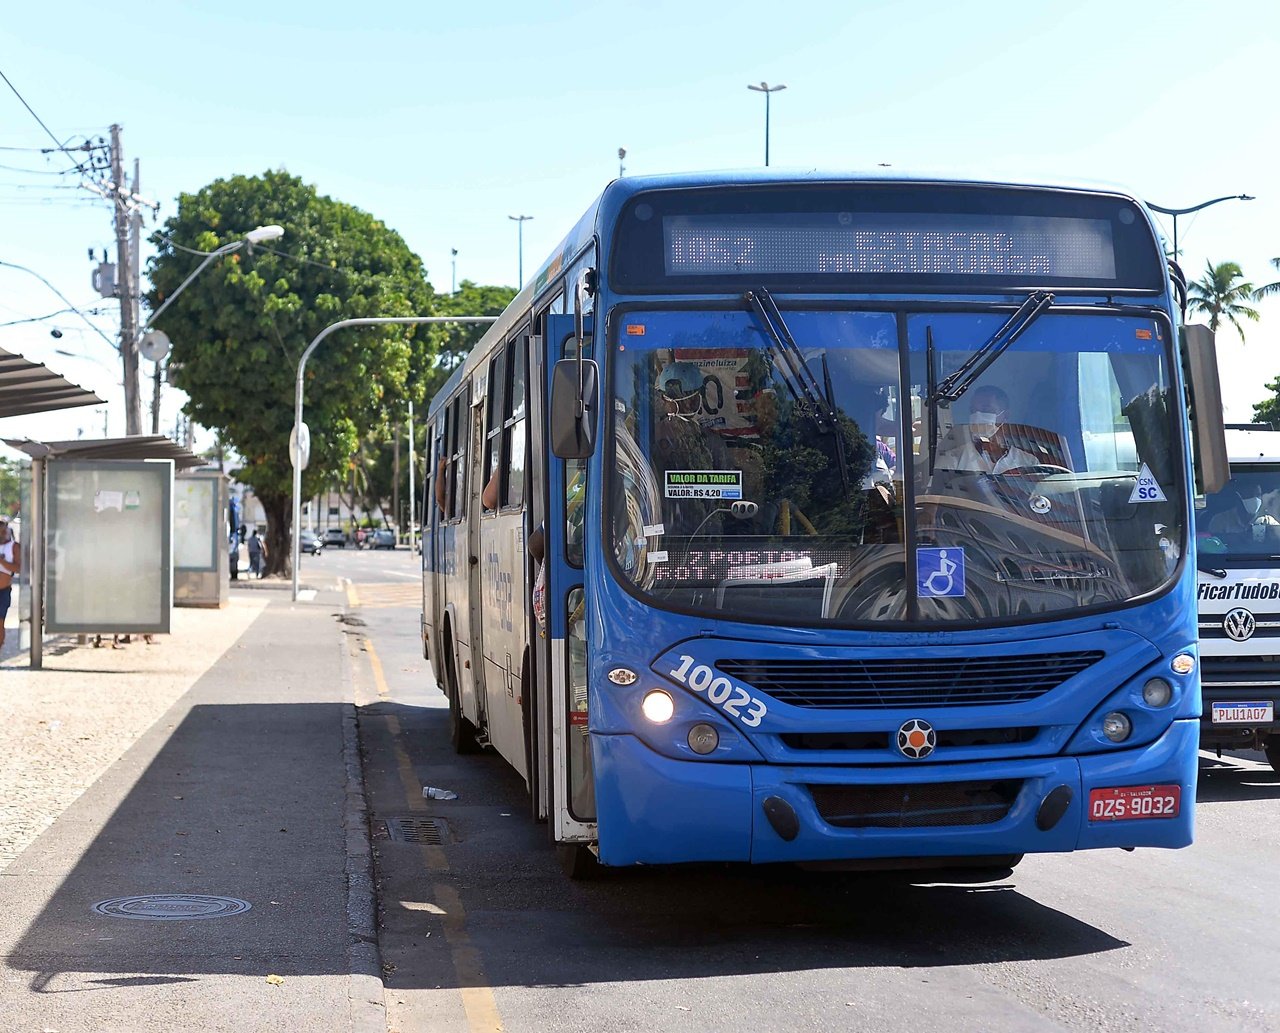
{"left": 917, "top": 547, "right": 965, "bottom": 598}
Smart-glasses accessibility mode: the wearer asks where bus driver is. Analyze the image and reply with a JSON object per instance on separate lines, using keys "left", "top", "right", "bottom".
{"left": 936, "top": 384, "right": 1038, "bottom": 475}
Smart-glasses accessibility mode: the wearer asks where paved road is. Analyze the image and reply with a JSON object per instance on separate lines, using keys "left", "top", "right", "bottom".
{"left": 336, "top": 547, "right": 1280, "bottom": 1033}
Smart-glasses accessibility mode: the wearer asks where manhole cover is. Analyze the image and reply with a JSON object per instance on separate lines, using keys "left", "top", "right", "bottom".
{"left": 92, "top": 894, "right": 252, "bottom": 921}
{"left": 384, "top": 817, "right": 448, "bottom": 844}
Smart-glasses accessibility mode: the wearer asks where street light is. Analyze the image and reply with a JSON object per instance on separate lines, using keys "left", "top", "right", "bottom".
{"left": 142, "top": 225, "right": 285, "bottom": 432}
{"left": 1146, "top": 195, "right": 1254, "bottom": 260}
{"left": 747, "top": 81, "right": 786, "bottom": 166}
{"left": 508, "top": 215, "right": 533, "bottom": 287}
{"left": 618, "top": 147, "right": 626, "bottom": 177}
{"left": 451, "top": 248, "right": 458, "bottom": 295}
{"left": 290, "top": 314, "right": 499, "bottom": 601}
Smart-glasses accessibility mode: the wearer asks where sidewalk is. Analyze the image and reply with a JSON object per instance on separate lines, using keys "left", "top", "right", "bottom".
{"left": 0, "top": 579, "right": 381, "bottom": 1032}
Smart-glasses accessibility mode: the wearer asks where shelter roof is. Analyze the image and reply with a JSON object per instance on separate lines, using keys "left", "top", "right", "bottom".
{"left": 3, "top": 435, "right": 205, "bottom": 469}
{"left": 0, "top": 347, "right": 103, "bottom": 418}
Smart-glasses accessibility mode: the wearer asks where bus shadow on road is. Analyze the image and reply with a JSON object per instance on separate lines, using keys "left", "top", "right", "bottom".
{"left": 1196, "top": 755, "right": 1280, "bottom": 804}
{"left": 366, "top": 701, "right": 1131, "bottom": 987}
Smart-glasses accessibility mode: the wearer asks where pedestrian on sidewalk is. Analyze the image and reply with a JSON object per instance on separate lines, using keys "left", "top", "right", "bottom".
{"left": 0, "top": 515, "right": 18, "bottom": 653}
{"left": 247, "top": 528, "right": 266, "bottom": 579}
{"left": 229, "top": 532, "right": 240, "bottom": 581}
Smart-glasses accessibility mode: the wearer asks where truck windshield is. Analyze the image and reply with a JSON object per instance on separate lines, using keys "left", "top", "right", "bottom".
{"left": 606, "top": 307, "right": 1183, "bottom": 626}
{"left": 1197, "top": 468, "right": 1280, "bottom": 558}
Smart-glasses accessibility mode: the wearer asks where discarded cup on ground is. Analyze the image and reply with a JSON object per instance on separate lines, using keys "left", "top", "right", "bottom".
{"left": 423, "top": 786, "right": 458, "bottom": 801}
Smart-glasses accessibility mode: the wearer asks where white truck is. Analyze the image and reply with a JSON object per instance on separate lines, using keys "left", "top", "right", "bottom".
{"left": 1196, "top": 425, "right": 1280, "bottom": 770}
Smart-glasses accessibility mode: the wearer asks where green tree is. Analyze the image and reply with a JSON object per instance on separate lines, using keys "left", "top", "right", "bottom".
{"left": 1188, "top": 260, "right": 1260, "bottom": 339}
{"left": 1253, "top": 257, "right": 1280, "bottom": 301}
{"left": 145, "top": 170, "right": 436, "bottom": 574}
{"left": 0, "top": 456, "right": 25, "bottom": 518}
{"left": 1253, "top": 376, "right": 1280, "bottom": 427}
{"left": 423, "top": 280, "right": 517, "bottom": 401}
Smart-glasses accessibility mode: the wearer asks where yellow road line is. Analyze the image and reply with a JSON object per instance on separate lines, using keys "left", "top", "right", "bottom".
{"left": 362, "top": 636, "right": 501, "bottom": 1030}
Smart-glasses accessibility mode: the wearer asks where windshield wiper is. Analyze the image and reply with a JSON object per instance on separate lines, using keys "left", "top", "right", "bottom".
{"left": 927, "top": 291, "right": 1054, "bottom": 406}
{"left": 744, "top": 287, "right": 850, "bottom": 492}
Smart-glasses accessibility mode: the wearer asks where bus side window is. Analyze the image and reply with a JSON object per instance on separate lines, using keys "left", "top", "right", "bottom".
{"left": 484, "top": 350, "right": 507, "bottom": 511}
{"left": 449, "top": 395, "right": 467, "bottom": 522}
{"left": 504, "top": 337, "right": 527, "bottom": 508}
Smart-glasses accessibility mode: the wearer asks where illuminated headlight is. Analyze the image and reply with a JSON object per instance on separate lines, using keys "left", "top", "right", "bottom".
{"left": 1102, "top": 711, "right": 1133, "bottom": 743}
{"left": 1142, "top": 678, "right": 1173, "bottom": 708}
{"left": 641, "top": 690, "right": 674, "bottom": 724}
{"left": 688, "top": 723, "right": 720, "bottom": 755}
{"left": 1171, "top": 653, "right": 1196, "bottom": 676}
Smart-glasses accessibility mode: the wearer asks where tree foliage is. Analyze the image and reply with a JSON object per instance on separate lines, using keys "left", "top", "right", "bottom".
{"left": 1254, "top": 257, "right": 1280, "bottom": 301}
{"left": 145, "top": 170, "right": 436, "bottom": 572}
{"left": 1187, "top": 260, "right": 1260, "bottom": 340}
{"left": 423, "top": 280, "right": 517, "bottom": 401}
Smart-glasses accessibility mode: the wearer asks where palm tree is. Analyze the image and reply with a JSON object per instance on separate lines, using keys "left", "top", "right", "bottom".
{"left": 1253, "top": 257, "right": 1280, "bottom": 301}
{"left": 1188, "top": 260, "right": 1260, "bottom": 339}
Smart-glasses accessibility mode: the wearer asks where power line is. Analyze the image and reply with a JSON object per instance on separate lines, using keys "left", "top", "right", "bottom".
{"left": 0, "top": 259, "right": 119, "bottom": 350}
{"left": 0, "top": 66, "right": 91, "bottom": 174}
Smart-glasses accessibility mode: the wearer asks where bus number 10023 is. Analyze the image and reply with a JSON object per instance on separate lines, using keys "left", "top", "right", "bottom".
{"left": 668, "top": 655, "right": 767, "bottom": 728}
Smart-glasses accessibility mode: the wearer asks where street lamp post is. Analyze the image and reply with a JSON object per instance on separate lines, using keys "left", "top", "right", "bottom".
{"left": 450, "top": 248, "right": 458, "bottom": 295}
{"left": 618, "top": 147, "right": 626, "bottom": 177}
{"left": 508, "top": 215, "right": 533, "bottom": 287}
{"left": 141, "top": 225, "right": 285, "bottom": 433}
{"left": 291, "top": 315, "right": 498, "bottom": 601}
{"left": 747, "top": 81, "right": 786, "bottom": 166}
{"left": 1146, "top": 194, "right": 1254, "bottom": 260}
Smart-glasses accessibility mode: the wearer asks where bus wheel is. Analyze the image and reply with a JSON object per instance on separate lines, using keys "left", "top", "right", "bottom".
{"left": 1265, "top": 735, "right": 1280, "bottom": 773}
{"left": 444, "top": 638, "right": 480, "bottom": 755}
{"left": 556, "top": 842, "right": 599, "bottom": 880}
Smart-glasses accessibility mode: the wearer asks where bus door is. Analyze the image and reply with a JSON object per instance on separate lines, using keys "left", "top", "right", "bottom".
{"left": 543, "top": 313, "right": 597, "bottom": 844}
{"left": 463, "top": 388, "right": 489, "bottom": 734}
{"left": 477, "top": 335, "right": 532, "bottom": 771}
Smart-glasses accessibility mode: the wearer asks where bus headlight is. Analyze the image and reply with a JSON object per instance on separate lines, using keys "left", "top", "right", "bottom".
{"left": 1142, "top": 678, "right": 1173, "bottom": 708}
{"left": 1102, "top": 711, "right": 1132, "bottom": 743}
{"left": 688, "top": 723, "right": 720, "bottom": 755}
{"left": 641, "top": 690, "right": 674, "bottom": 724}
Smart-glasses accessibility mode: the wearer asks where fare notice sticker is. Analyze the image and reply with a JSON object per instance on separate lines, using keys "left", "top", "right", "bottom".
{"left": 665, "top": 470, "right": 743, "bottom": 499}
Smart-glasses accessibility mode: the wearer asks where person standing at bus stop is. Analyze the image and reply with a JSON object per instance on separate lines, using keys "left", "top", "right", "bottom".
{"left": 0, "top": 515, "right": 19, "bottom": 654}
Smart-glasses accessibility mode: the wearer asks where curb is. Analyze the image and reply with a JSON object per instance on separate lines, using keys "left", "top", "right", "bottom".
{"left": 342, "top": 694, "right": 385, "bottom": 1031}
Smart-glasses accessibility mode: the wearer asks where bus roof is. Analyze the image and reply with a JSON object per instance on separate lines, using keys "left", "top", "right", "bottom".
{"left": 1225, "top": 427, "right": 1280, "bottom": 463}
{"left": 427, "top": 169, "right": 1156, "bottom": 419}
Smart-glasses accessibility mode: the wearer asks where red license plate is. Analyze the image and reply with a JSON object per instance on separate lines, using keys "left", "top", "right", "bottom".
{"left": 1088, "top": 784, "right": 1181, "bottom": 822}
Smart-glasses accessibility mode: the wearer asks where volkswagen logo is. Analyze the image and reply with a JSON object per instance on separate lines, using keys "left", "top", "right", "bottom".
{"left": 896, "top": 719, "right": 936, "bottom": 759}
{"left": 1223, "top": 607, "right": 1257, "bottom": 642}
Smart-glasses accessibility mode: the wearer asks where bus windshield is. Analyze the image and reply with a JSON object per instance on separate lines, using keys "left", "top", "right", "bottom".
{"left": 607, "top": 306, "right": 1183, "bottom": 625}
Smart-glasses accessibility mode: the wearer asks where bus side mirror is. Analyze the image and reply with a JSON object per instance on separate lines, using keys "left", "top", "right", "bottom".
{"left": 1182, "top": 323, "right": 1229, "bottom": 495}
{"left": 550, "top": 357, "right": 598, "bottom": 459}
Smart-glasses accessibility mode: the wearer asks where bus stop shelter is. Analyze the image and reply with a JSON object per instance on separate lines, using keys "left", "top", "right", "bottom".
{"left": 5, "top": 435, "right": 203, "bottom": 669}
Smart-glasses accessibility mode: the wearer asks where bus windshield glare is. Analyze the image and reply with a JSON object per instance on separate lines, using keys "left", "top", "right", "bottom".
{"left": 608, "top": 306, "right": 1183, "bottom": 625}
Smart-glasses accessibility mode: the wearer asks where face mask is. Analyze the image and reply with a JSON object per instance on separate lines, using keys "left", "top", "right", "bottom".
{"left": 970, "top": 411, "right": 1001, "bottom": 438}
{"left": 1243, "top": 496, "right": 1263, "bottom": 516}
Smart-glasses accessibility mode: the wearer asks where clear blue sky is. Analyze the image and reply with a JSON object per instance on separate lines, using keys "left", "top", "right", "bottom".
{"left": 2, "top": 0, "right": 1278, "bottom": 445}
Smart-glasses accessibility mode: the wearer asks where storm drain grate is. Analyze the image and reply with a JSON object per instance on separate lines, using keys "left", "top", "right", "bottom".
{"left": 384, "top": 817, "right": 448, "bottom": 844}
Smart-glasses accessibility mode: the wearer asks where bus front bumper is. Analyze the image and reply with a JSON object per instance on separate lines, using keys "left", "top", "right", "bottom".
{"left": 593, "top": 720, "right": 1198, "bottom": 867}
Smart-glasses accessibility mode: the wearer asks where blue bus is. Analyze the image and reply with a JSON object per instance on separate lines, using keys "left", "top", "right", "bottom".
{"left": 421, "top": 171, "right": 1227, "bottom": 876}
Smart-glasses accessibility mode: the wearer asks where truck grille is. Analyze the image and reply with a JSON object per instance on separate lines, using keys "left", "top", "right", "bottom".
{"left": 809, "top": 780, "right": 1022, "bottom": 829}
{"left": 718, "top": 651, "right": 1102, "bottom": 709}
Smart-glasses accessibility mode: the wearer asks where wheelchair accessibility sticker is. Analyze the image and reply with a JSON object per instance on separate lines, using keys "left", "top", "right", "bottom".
{"left": 917, "top": 547, "right": 965, "bottom": 598}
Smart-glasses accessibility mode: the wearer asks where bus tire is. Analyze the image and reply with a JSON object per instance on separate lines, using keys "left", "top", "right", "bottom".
{"left": 1265, "top": 735, "right": 1280, "bottom": 773}
{"left": 443, "top": 630, "right": 480, "bottom": 755}
{"left": 556, "top": 842, "right": 599, "bottom": 880}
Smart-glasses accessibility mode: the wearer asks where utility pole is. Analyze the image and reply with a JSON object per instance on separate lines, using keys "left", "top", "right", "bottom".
{"left": 407, "top": 400, "right": 416, "bottom": 553}
{"left": 393, "top": 425, "right": 401, "bottom": 536}
{"left": 110, "top": 125, "right": 142, "bottom": 435}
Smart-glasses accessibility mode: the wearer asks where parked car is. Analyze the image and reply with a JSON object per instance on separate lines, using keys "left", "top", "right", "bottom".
{"left": 370, "top": 529, "right": 396, "bottom": 550}
{"left": 323, "top": 528, "right": 347, "bottom": 548}
{"left": 299, "top": 530, "right": 324, "bottom": 555}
